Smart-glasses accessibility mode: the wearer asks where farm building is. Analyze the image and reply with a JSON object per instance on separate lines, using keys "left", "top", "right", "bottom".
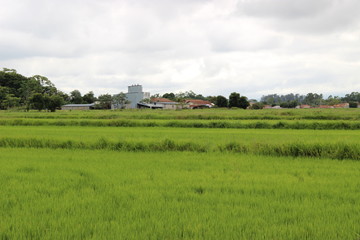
{"left": 150, "top": 98, "right": 182, "bottom": 110}
{"left": 61, "top": 103, "right": 95, "bottom": 110}
{"left": 126, "top": 85, "right": 150, "bottom": 109}
{"left": 185, "top": 99, "right": 214, "bottom": 109}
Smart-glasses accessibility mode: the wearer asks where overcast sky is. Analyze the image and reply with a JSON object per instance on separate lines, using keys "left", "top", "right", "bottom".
{"left": 1, "top": 0, "right": 359, "bottom": 99}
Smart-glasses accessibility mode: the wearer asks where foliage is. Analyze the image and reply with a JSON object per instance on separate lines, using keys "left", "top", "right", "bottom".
{"left": 70, "top": 90, "right": 83, "bottom": 104}
{"left": 162, "top": 92, "right": 176, "bottom": 101}
{"left": 82, "top": 91, "right": 96, "bottom": 104}
{"left": 342, "top": 92, "right": 360, "bottom": 102}
{"left": 239, "top": 96, "right": 250, "bottom": 109}
{"left": 215, "top": 95, "right": 228, "bottom": 107}
{"left": 280, "top": 100, "right": 298, "bottom": 108}
{"left": 46, "top": 95, "right": 64, "bottom": 112}
{"left": 303, "top": 93, "right": 323, "bottom": 106}
{"left": 96, "top": 94, "right": 112, "bottom": 109}
{"left": 30, "top": 93, "right": 45, "bottom": 111}
{"left": 1, "top": 149, "right": 360, "bottom": 239}
{"left": 112, "top": 92, "right": 129, "bottom": 109}
{"left": 228, "top": 92, "right": 241, "bottom": 108}
{"left": 349, "top": 102, "right": 358, "bottom": 108}
{"left": 250, "top": 102, "right": 264, "bottom": 109}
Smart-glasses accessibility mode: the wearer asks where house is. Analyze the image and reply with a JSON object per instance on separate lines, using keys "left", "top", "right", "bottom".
{"left": 150, "top": 98, "right": 182, "bottom": 110}
{"left": 185, "top": 99, "right": 214, "bottom": 109}
{"left": 263, "top": 105, "right": 272, "bottom": 109}
{"left": 299, "top": 104, "right": 311, "bottom": 109}
{"left": 319, "top": 105, "right": 334, "bottom": 109}
{"left": 126, "top": 85, "right": 150, "bottom": 109}
{"left": 61, "top": 103, "right": 95, "bottom": 110}
{"left": 333, "top": 103, "right": 349, "bottom": 108}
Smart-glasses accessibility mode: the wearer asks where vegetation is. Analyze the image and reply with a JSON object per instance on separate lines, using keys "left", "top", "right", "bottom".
{"left": 1, "top": 149, "right": 360, "bottom": 239}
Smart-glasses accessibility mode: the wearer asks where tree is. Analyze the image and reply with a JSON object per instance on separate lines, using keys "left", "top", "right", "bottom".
{"left": 83, "top": 91, "right": 96, "bottom": 104}
{"left": 239, "top": 96, "right": 250, "bottom": 109}
{"left": 112, "top": 92, "right": 129, "bottom": 109}
{"left": 325, "top": 95, "right": 341, "bottom": 106}
{"left": 70, "top": 90, "right": 83, "bottom": 104}
{"left": 349, "top": 102, "right": 358, "bottom": 108}
{"left": 96, "top": 94, "right": 112, "bottom": 109}
{"left": 280, "top": 100, "right": 298, "bottom": 108}
{"left": 229, "top": 92, "right": 241, "bottom": 108}
{"left": 206, "top": 96, "right": 217, "bottom": 104}
{"left": 215, "top": 95, "right": 228, "bottom": 108}
{"left": 250, "top": 102, "right": 264, "bottom": 109}
{"left": 30, "top": 75, "right": 57, "bottom": 95}
{"left": 46, "top": 95, "right": 64, "bottom": 112}
{"left": 30, "top": 93, "right": 45, "bottom": 111}
{"left": 342, "top": 92, "right": 360, "bottom": 102}
{"left": 162, "top": 93, "right": 175, "bottom": 101}
{"left": 0, "top": 94, "right": 20, "bottom": 109}
{"left": 304, "top": 93, "right": 323, "bottom": 106}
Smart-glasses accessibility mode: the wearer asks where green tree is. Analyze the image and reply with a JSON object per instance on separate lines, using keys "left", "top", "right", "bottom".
{"left": 349, "top": 102, "right": 358, "bottom": 108}
{"left": 70, "top": 90, "right": 83, "bottom": 104}
{"left": 96, "top": 94, "right": 112, "bottom": 109}
{"left": 250, "top": 102, "right": 264, "bottom": 109}
{"left": 30, "top": 75, "right": 57, "bottom": 95}
{"left": 112, "top": 92, "right": 129, "bottom": 109}
{"left": 83, "top": 91, "right": 96, "bottom": 104}
{"left": 162, "top": 93, "right": 175, "bottom": 101}
{"left": 0, "top": 94, "right": 20, "bottom": 109}
{"left": 30, "top": 93, "right": 45, "bottom": 111}
{"left": 239, "top": 96, "right": 250, "bottom": 109}
{"left": 304, "top": 93, "right": 323, "bottom": 106}
{"left": 229, "top": 92, "right": 241, "bottom": 108}
{"left": 342, "top": 92, "right": 360, "bottom": 102}
{"left": 46, "top": 95, "right": 64, "bottom": 112}
{"left": 215, "top": 95, "right": 228, "bottom": 108}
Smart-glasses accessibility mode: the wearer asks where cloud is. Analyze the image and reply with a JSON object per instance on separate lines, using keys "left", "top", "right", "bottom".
{"left": 0, "top": 0, "right": 359, "bottom": 99}
{"left": 237, "top": 0, "right": 360, "bottom": 34}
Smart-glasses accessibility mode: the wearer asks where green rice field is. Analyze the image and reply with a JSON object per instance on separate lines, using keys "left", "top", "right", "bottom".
{"left": 0, "top": 108, "right": 359, "bottom": 239}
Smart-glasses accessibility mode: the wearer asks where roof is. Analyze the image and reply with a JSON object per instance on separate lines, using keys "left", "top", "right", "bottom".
{"left": 62, "top": 103, "right": 95, "bottom": 107}
{"left": 151, "top": 98, "right": 176, "bottom": 103}
{"left": 137, "top": 103, "right": 163, "bottom": 109}
{"left": 185, "top": 99, "right": 212, "bottom": 105}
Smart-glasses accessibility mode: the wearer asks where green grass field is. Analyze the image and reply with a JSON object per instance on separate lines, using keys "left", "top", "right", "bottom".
{"left": 1, "top": 149, "right": 360, "bottom": 239}
{"left": 0, "top": 108, "right": 359, "bottom": 239}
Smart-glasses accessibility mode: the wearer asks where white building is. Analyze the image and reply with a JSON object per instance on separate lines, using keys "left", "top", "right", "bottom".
{"left": 126, "top": 84, "right": 150, "bottom": 109}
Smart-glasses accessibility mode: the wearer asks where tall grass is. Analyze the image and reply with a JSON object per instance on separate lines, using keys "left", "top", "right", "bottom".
{"left": 0, "top": 137, "right": 358, "bottom": 160}
{"left": 1, "top": 149, "right": 359, "bottom": 239}
{"left": 1, "top": 108, "right": 360, "bottom": 120}
{"left": 1, "top": 118, "right": 360, "bottom": 129}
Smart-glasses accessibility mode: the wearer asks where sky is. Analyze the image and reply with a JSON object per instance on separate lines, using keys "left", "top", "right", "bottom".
{"left": 1, "top": 0, "right": 360, "bottom": 99}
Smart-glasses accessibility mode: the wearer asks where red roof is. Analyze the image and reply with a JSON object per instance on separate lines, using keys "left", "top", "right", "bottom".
{"left": 151, "top": 98, "right": 175, "bottom": 103}
{"left": 185, "top": 99, "right": 212, "bottom": 105}
{"left": 333, "top": 103, "right": 349, "bottom": 108}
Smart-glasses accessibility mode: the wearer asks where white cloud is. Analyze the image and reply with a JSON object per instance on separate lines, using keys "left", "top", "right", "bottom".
{"left": 0, "top": 0, "right": 359, "bottom": 99}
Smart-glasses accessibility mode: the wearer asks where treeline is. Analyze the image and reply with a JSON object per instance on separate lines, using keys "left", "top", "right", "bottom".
{"left": 1, "top": 68, "right": 359, "bottom": 111}
{"left": 0, "top": 68, "right": 66, "bottom": 111}
{"left": 260, "top": 93, "right": 360, "bottom": 108}
{"left": 155, "top": 91, "right": 250, "bottom": 109}
{"left": 0, "top": 69, "right": 126, "bottom": 111}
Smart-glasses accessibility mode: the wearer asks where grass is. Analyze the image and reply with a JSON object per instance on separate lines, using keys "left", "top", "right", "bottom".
{"left": 1, "top": 108, "right": 360, "bottom": 120}
{"left": 0, "top": 126, "right": 359, "bottom": 159}
{"left": 0, "top": 149, "right": 360, "bottom": 239}
{"left": 0, "top": 108, "right": 359, "bottom": 239}
{"left": 1, "top": 118, "right": 360, "bottom": 129}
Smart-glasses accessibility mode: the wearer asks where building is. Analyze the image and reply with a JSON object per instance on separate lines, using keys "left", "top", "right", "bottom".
{"left": 185, "top": 99, "right": 214, "bottom": 109}
{"left": 126, "top": 85, "right": 150, "bottom": 109}
{"left": 333, "top": 103, "right": 349, "bottom": 108}
{"left": 150, "top": 98, "right": 182, "bottom": 110}
{"left": 61, "top": 103, "right": 95, "bottom": 110}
